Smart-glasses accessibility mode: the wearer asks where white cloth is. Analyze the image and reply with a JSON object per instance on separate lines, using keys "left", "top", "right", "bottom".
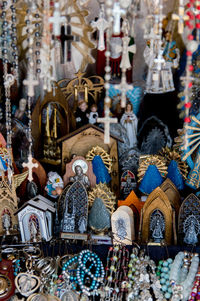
{"left": 120, "top": 112, "right": 138, "bottom": 147}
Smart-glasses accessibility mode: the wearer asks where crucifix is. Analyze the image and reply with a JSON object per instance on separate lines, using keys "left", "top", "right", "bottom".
{"left": 91, "top": 8, "right": 109, "bottom": 51}
{"left": 116, "top": 36, "right": 136, "bottom": 70}
{"left": 172, "top": 6, "right": 189, "bottom": 34}
{"left": 112, "top": 2, "right": 125, "bottom": 35}
{"left": 23, "top": 73, "right": 39, "bottom": 97}
{"left": 60, "top": 20, "right": 79, "bottom": 64}
{"left": 97, "top": 114, "right": 118, "bottom": 144}
{"left": 115, "top": 73, "right": 133, "bottom": 108}
{"left": 22, "top": 154, "right": 38, "bottom": 182}
{"left": 49, "top": 2, "right": 66, "bottom": 36}
{"left": 154, "top": 49, "right": 165, "bottom": 71}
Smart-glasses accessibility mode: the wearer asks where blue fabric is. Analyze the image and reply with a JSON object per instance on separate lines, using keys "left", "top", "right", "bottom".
{"left": 92, "top": 155, "right": 111, "bottom": 184}
{"left": 139, "top": 165, "right": 163, "bottom": 195}
{"left": 0, "top": 156, "right": 7, "bottom": 171}
{"left": 167, "top": 160, "right": 184, "bottom": 190}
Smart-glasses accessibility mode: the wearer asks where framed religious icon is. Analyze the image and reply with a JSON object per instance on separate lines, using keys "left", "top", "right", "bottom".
{"left": 60, "top": 181, "right": 88, "bottom": 235}
{"left": 178, "top": 194, "right": 200, "bottom": 245}
{"left": 120, "top": 170, "right": 137, "bottom": 198}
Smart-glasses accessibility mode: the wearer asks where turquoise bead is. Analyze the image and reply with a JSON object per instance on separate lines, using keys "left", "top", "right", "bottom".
{"left": 160, "top": 278, "right": 166, "bottom": 284}
{"left": 165, "top": 292, "right": 171, "bottom": 299}
{"left": 164, "top": 273, "right": 169, "bottom": 279}
{"left": 163, "top": 261, "right": 168, "bottom": 267}
{"left": 162, "top": 285, "right": 167, "bottom": 292}
{"left": 167, "top": 258, "right": 173, "bottom": 264}
{"left": 160, "top": 272, "right": 165, "bottom": 278}
{"left": 166, "top": 280, "right": 170, "bottom": 286}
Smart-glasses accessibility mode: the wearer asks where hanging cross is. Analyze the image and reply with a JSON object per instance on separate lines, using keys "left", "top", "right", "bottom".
{"left": 91, "top": 16, "right": 109, "bottom": 51}
{"left": 49, "top": 2, "right": 66, "bottom": 36}
{"left": 115, "top": 74, "right": 133, "bottom": 107}
{"left": 97, "top": 114, "right": 118, "bottom": 144}
{"left": 23, "top": 72, "right": 39, "bottom": 97}
{"left": 116, "top": 36, "right": 136, "bottom": 70}
{"left": 60, "top": 21, "right": 79, "bottom": 64}
{"left": 22, "top": 154, "right": 38, "bottom": 182}
{"left": 172, "top": 6, "right": 189, "bottom": 34}
{"left": 112, "top": 2, "right": 125, "bottom": 35}
{"left": 154, "top": 49, "right": 165, "bottom": 71}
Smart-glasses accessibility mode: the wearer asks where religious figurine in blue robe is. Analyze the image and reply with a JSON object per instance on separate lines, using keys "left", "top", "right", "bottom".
{"left": 92, "top": 155, "right": 111, "bottom": 184}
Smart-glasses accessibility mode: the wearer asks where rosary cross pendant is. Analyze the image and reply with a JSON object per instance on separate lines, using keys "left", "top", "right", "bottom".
{"left": 22, "top": 154, "right": 38, "bottom": 182}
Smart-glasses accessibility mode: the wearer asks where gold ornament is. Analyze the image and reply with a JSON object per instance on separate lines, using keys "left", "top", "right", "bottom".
{"left": 86, "top": 146, "right": 112, "bottom": 173}
{"left": 159, "top": 147, "right": 188, "bottom": 179}
{"left": 88, "top": 183, "right": 116, "bottom": 214}
{"left": 137, "top": 155, "right": 168, "bottom": 183}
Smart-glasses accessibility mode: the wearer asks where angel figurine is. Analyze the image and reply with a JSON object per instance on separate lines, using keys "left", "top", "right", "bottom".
{"left": 120, "top": 102, "right": 138, "bottom": 148}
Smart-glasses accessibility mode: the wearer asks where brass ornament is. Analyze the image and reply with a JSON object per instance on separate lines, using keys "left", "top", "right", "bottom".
{"left": 27, "top": 293, "right": 61, "bottom": 301}
{"left": 86, "top": 146, "right": 112, "bottom": 174}
{"left": 0, "top": 274, "right": 12, "bottom": 298}
{"left": 88, "top": 183, "right": 116, "bottom": 215}
{"left": 137, "top": 155, "right": 168, "bottom": 183}
{"left": 159, "top": 147, "right": 188, "bottom": 179}
{"left": 58, "top": 71, "right": 104, "bottom": 111}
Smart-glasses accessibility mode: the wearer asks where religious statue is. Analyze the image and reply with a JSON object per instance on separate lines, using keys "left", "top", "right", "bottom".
{"left": 120, "top": 102, "right": 138, "bottom": 148}
{"left": 150, "top": 210, "right": 165, "bottom": 243}
{"left": 2, "top": 213, "right": 11, "bottom": 235}
{"left": 75, "top": 101, "right": 89, "bottom": 129}
{"left": 183, "top": 215, "right": 200, "bottom": 245}
{"left": 88, "top": 104, "right": 98, "bottom": 125}
{"left": 45, "top": 171, "right": 64, "bottom": 199}
{"left": 12, "top": 98, "right": 28, "bottom": 125}
{"left": 29, "top": 219, "right": 38, "bottom": 242}
{"left": 69, "top": 165, "right": 90, "bottom": 189}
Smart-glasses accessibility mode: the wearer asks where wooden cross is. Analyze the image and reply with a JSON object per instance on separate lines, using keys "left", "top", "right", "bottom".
{"left": 112, "top": 2, "right": 125, "bottom": 35}
{"left": 91, "top": 14, "right": 109, "bottom": 51}
{"left": 115, "top": 74, "right": 133, "bottom": 108}
{"left": 60, "top": 23, "right": 79, "bottom": 63}
{"left": 97, "top": 114, "right": 118, "bottom": 144}
{"left": 172, "top": 6, "right": 189, "bottom": 34}
{"left": 116, "top": 36, "right": 136, "bottom": 70}
{"left": 23, "top": 73, "right": 39, "bottom": 97}
{"left": 22, "top": 154, "right": 38, "bottom": 182}
{"left": 154, "top": 49, "right": 165, "bottom": 71}
{"left": 49, "top": 2, "right": 66, "bottom": 36}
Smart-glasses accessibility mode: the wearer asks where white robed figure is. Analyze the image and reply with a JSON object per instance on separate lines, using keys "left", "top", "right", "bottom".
{"left": 120, "top": 102, "right": 138, "bottom": 148}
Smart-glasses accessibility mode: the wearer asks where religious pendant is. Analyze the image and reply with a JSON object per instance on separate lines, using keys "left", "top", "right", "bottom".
{"left": 27, "top": 293, "right": 61, "bottom": 301}
{"left": 60, "top": 290, "right": 80, "bottom": 301}
{"left": 15, "top": 273, "right": 41, "bottom": 297}
{"left": 0, "top": 274, "right": 14, "bottom": 300}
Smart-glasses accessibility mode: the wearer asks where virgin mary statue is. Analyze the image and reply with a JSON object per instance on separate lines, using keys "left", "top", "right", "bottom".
{"left": 120, "top": 102, "right": 138, "bottom": 148}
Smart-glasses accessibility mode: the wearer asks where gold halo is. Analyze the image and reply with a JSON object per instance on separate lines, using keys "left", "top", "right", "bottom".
{"left": 86, "top": 146, "right": 112, "bottom": 173}
{"left": 88, "top": 183, "right": 116, "bottom": 214}
{"left": 137, "top": 155, "right": 168, "bottom": 183}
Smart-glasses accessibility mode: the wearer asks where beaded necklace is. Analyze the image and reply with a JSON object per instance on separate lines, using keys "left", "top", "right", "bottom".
{"left": 189, "top": 267, "right": 200, "bottom": 300}
{"left": 62, "top": 250, "right": 105, "bottom": 297}
{"left": 170, "top": 251, "right": 199, "bottom": 301}
{"left": 104, "top": 245, "right": 129, "bottom": 300}
{"left": 156, "top": 258, "right": 173, "bottom": 299}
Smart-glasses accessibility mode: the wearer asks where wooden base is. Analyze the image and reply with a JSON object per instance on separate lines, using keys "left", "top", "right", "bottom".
{"left": 60, "top": 232, "right": 112, "bottom": 244}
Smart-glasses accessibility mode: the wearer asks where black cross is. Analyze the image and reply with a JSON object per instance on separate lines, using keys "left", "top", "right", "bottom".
{"left": 60, "top": 23, "right": 79, "bottom": 64}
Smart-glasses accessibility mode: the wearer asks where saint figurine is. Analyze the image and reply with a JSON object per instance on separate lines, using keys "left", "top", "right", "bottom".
{"left": 88, "top": 104, "right": 98, "bottom": 125}
{"left": 75, "top": 101, "right": 89, "bottom": 129}
{"left": 69, "top": 165, "right": 90, "bottom": 189}
{"left": 150, "top": 210, "right": 165, "bottom": 243}
{"left": 29, "top": 219, "right": 38, "bottom": 242}
{"left": 120, "top": 102, "right": 138, "bottom": 148}
{"left": 183, "top": 215, "right": 199, "bottom": 245}
{"left": 2, "top": 213, "right": 11, "bottom": 235}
